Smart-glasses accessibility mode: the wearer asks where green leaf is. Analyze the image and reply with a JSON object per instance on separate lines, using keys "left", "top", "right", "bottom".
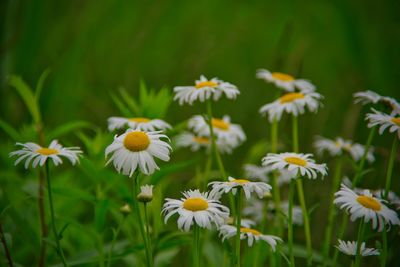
{"left": 95, "top": 199, "right": 110, "bottom": 231}
{"left": 0, "top": 119, "right": 21, "bottom": 141}
{"left": 46, "top": 120, "right": 93, "bottom": 141}
{"left": 119, "top": 87, "right": 140, "bottom": 115}
{"left": 8, "top": 75, "right": 41, "bottom": 124}
{"left": 35, "top": 68, "right": 51, "bottom": 100}
{"left": 110, "top": 92, "right": 132, "bottom": 117}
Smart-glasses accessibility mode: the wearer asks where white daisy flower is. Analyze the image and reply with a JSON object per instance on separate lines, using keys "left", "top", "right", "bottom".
{"left": 137, "top": 184, "right": 153, "bottom": 202}
{"left": 244, "top": 164, "right": 295, "bottom": 186}
{"left": 174, "top": 131, "right": 234, "bottom": 154}
{"left": 107, "top": 117, "right": 171, "bottom": 132}
{"left": 373, "top": 189, "right": 400, "bottom": 209}
{"left": 226, "top": 217, "right": 256, "bottom": 228}
{"left": 208, "top": 176, "right": 272, "bottom": 199}
{"left": 188, "top": 115, "right": 246, "bottom": 146}
{"left": 173, "top": 75, "right": 240, "bottom": 105}
{"left": 256, "top": 69, "right": 315, "bottom": 92}
{"left": 313, "top": 136, "right": 374, "bottom": 162}
{"left": 353, "top": 90, "right": 382, "bottom": 105}
{"left": 219, "top": 224, "right": 282, "bottom": 250}
{"left": 9, "top": 140, "right": 82, "bottom": 168}
{"left": 336, "top": 239, "right": 379, "bottom": 257}
{"left": 259, "top": 91, "right": 323, "bottom": 122}
{"left": 262, "top": 152, "right": 328, "bottom": 179}
{"left": 366, "top": 109, "right": 400, "bottom": 139}
{"left": 334, "top": 184, "right": 400, "bottom": 231}
{"left": 105, "top": 129, "right": 171, "bottom": 176}
{"left": 354, "top": 91, "right": 400, "bottom": 115}
{"left": 162, "top": 189, "right": 229, "bottom": 232}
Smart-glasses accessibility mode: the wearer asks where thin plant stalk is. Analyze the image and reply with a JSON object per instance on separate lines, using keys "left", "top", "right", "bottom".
{"left": 193, "top": 225, "right": 200, "bottom": 267}
{"left": 131, "top": 173, "right": 153, "bottom": 267}
{"left": 354, "top": 220, "right": 365, "bottom": 267}
{"left": 45, "top": 162, "right": 68, "bottom": 267}
{"left": 106, "top": 217, "right": 125, "bottom": 267}
{"left": 206, "top": 100, "right": 226, "bottom": 179}
{"left": 292, "top": 115, "right": 312, "bottom": 267}
{"left": 380, "top": 135, "right": 398, "bottom": 267}
{"left": 143, "top": 203, "right": 153, "bottom": 266}
{"left": 322, "top": 156, "right": 343, "bottom": 266}
{"left": 235, "top": 188, "right": 243, "bottom": 267}
{"left": 332, "top": 127, "right": 376, "bottom": 266}
{"left": 288, "top": 179, "right": 296, "bottom": 267}
{"left": 0, "top": 222, "right": 14, "bottom": 267}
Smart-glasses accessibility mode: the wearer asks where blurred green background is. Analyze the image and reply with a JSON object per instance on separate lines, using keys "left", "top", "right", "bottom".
{"left": 1, "top": 0, "right": 400, "bottom": 266}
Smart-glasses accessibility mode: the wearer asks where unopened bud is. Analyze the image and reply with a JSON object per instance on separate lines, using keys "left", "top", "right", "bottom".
{"left": 137, "top": 184, "right": 154, "bottom": 203}
{"left": 120, "top": 203, "right": 132, "bottom": 214}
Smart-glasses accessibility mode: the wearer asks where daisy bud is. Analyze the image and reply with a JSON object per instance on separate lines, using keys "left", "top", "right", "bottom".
{"left": 120, "top": 203, "right": 132, "bottom": 215}
{"left": 137, "top": 185, "right": 154, "bottom": 203}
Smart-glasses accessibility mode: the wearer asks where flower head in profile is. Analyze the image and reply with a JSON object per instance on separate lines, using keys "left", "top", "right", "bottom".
{"left": 10, "top": 140, "right": 82, "bottom": 168}
{"left": 353, "top": 90, "right": 400, "bottom": 115}
{"left": 262, "top": 152, "right": 327, "bottom": 179}
{"left": 162, "top": 189, "right": 229, "bottom": 232}
{"left": 174, "top": 131, "right": 234, "bottom": 154}
{"left": 188, "top": 115, "right": 246, "bottom": 146}
{"left": 334, "top": 184, "right": 400, "bottom": 231}
{"left": 108, "top": 117, "right": 171, "bottom": 132}
{"left": 219, "top": 224, "right": 282, "bottom": 250}
{"left": 105, "top": 129, "right": 171, "bottom": 176}
{"left": 137, "top": 184, "right": 154, "bottom": 203}
{"left": 173, "top": 75, "right": 240, "bottom": 105}
{"left": 335, "top": 239, "right": 379, "bottom": 257}
{"left": 259, "top": 91, "right": 323, "bottom": 122}
{"left": 366, "top": 109, "right": 400, "bottom": 139}
{"left": 314, "top": 136, "right": 374, "bottom": 162}
{"left": 208, "top": 176, "right": 271, "bottom": 199}
{"left": 256, "top": 69, "right": 315, "bottom": 92}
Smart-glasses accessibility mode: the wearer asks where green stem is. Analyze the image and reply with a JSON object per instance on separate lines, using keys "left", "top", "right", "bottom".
{"left": 45, "top": 162, "right": 68, "bottom": 267}
{"left": 131, "top": 174, "right": 152, "bottom": 267}
{"left": 352, "top": 127, "right": 376, "bottom": 187}
{"left": 296, "top": 178, "right": 312, "bottom": 267}
{"left": 292, "top": 116, "right": 299, "bottom": 153}
{"left": 354, "top": 220, "right": 365, "bottom": 267}
{"left": 322, "top": 157, "right": 343, "bottom": 266}
{"left": 380, "top": 136, "right": 398, "bottom": 267}
{"left": 143, "top": 203, "right": 153, "bottom": 266}
{"left": 288, "top": 180, "right": 295, "bottom": 267}
{"left": 235, "top": 189, "right": 242, "bottom": 267}
{"left": 206, "top": 100, "right": 226, "bottom": 179}
{"left": 106, "top": 218, "right": 125, "bottom": 267}
{"left": 384, "top": 136, "right": 398, "bottom": 199}
{"left": 193, "top": 225, "right": 200, "bottom": 267}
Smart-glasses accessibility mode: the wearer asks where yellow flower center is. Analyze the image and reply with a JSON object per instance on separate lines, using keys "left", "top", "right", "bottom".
{"left": 123, "top": 131, "right": 150, "bottom": 152}
{"left": 193, "top": 136, "right": 210, "bottom": 144}
{"left": 195, "top": 81, "right": 218, "bottom": 89}
{"left": 356, "top": 195, "right": 381, "bottom": 211}
{"left": 36, "top": 148, "right": 59, "bottom": 155}
{"left": 240, "top": 227, "right": 261, "bottom": 236}
{"left": 129, "top": 117, "right": 151, "bottom": 123}
{"left": 391, "top": 117, "right": 400, "bottom": 126}
{"left": 230, "top": 179, "right": 250, "bottom": 184}
{"left": 212, "top": 118, "right": 230, "bottom": 131}
{"left": 280, "top": 93, "right": 305, "bottom": 104}
{"left": 183, "top": 197, "right": 209, "bottom": 211}
{"left": 271, "top": 72, "right": 295, "bottom": 82}
{"left": 284, "top": 157, "right": 307, "bottom": 167}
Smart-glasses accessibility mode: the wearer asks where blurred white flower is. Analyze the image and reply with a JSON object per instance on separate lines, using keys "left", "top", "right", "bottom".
{"left": 336, "top": 239, "right": 379, "bottom": 257}
{"left": 173, "top": 75, "right": 240, "bottom": 105}
{"left": 107, "top": 117, "right": 171, "bottom": 132}
{"left": 174, "top": 131, "right": 234, "bottom": 154}
{"left": 259, "top": 91, "right": 323, "bottom": 122}
{"left": 366, "top": 108, "right": 400, "bottom": 139}
{"left": 208, "top": 176, "right": 272, "bottom": 199}
{"left": 137, "top": 184, "right": 154, "bottom": 202}
{"left": 10, "top": 140, "right": 82, "bottom": 168}
{"left": 256, "top": 69, "right": 315, "bottom": 92}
